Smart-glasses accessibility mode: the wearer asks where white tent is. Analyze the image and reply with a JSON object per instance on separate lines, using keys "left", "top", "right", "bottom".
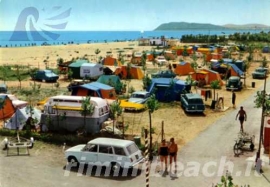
{"left": 4, "top": 107, "right": 41, "bottom": 130}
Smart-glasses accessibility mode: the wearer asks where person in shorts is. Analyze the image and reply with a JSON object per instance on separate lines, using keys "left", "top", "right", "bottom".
{"left": 235, "top": 106, "right": 247, "bottom": 132}
{"left": 168, "top": 138, "right": 178, "bottom": 174}
{"left": 158, "top": 139, "right": 169, "bottom": 173}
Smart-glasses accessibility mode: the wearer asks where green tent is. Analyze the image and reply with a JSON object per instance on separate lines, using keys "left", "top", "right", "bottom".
{"left": 68, "top": 60, "right": 88, "bottom": 79}
{"left": 97, "top": 75, "right": 123, "bottom": 94}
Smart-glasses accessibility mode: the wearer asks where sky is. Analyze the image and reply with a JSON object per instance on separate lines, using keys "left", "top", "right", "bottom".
{"left": 0, "top": 0, "right": 270, "bottom": 31}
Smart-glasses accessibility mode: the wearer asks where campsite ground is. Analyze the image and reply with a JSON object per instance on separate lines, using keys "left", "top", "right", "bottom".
{"left": 0, "top": 41, "right": 269, "bottom": 150}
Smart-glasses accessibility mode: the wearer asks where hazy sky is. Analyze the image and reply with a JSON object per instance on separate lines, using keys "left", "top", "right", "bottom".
{"left": 0, "top": 0, "right": 270, "bottom": 31}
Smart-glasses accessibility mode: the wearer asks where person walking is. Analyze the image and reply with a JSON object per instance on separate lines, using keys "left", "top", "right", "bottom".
{"left": 235, "top": 106, "right": 247, "bottom": 132}
{"left": 232, "top": 90, "right": 236, "bottom": 108}
{"left": 158, "top": 139, "right": 169, "bottom": 174}
{"left": 168, "top": 137, "right": 178, "bottom": 175}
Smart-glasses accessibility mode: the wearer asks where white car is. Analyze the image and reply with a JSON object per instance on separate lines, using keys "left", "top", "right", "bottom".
{"left": 128, "top": 91, "right": 151, "bottom": 104}
{"left": 65, "top": 138, "right": 144, "bottom": 171}
{"left": 155, "top": 56, "right": 167, "bottom": 66}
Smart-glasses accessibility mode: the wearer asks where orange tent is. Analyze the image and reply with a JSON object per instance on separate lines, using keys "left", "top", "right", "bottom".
{"left": 171, "top": 46, "right": 193, "bottom": 56}
{"left": 102, "top": 56, "right": 122, "bottom": 66}
{"left": 191, "top": 69, "right": 224, "bottom": 86}
{"left": 114, "top": 65, "right": 144, "bottom": 79}
{"left": 71, "top": 82, "right": 116, "bottom": 100}
{"left": 173, "top": 62, "right": 195, "bottom": 75}
{"left": 0, "top": 95, "right": 15, "bottom": 120}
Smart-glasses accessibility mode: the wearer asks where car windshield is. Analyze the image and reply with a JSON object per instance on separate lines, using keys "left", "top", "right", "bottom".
{"left": 188, "top": 99, "right": 203, "bottom": 104}
{"left": 131, "top": 94, "right": 145, "bottom": 99}
{"left": 256, "top": 69, "right": 266, "bottom": 72}
{"left": 126, "top": 143, "right": 139, "bottom": 155}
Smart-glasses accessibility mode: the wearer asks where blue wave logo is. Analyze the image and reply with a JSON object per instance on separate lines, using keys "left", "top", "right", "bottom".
{"left": 10, "top": 6, "right": 71, "bottom": 41}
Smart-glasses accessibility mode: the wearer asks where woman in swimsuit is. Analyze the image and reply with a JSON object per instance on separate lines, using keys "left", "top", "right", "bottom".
{"left": 158, "top": 139, "right": 169, "bottom": 173}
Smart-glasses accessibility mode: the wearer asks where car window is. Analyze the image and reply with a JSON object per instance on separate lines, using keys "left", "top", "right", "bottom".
{"left": 99, "top": 145, "right": 113, "bottom": 154}
{"left": 83, "top": 144, "right": 98, "bottom": 152}
{"left": 113, "top": 147, "right": 126, "bottom": 156}
{"left": 126, "top": 143, "right": 139, "bottom": 155}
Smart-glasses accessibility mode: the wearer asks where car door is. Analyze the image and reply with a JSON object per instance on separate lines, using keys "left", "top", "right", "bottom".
{"left": 98, "top": 145, "right": 115, "bottom": 167}
{"left": 80, "top": 144, "right": 98, "bottom": 164}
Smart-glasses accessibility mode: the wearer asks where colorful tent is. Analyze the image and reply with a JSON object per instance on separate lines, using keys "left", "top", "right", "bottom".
{"left": 71, "top": 82, "right": 116, "bottom": 100}
{"left": 191, "top": 69, "right": 224, "bottom": 86}
{"left": 0, "top": 95, "right": 15, "bottom": 120}
{"left": 147, "top": 78, "right": 187, "bottom": 102}
{"left": 4, "top": 107, "right": 41, "bottom": 130}
{"left": 173, "top": 61, "right": 195, "bottom": 75}
{"left": 68, "top": 60, "right": 86, "bottom": 79}
{"left": 68, "top": 60, "right": 103, "bottom": 79}
{"left": 102, "top": 56, "right": 122, "bottom": 66}
{"left": 97, "top": 75, "right": 123, "bottom": 94}
{"left": 230, "top": 64, "right": 244, "bottom": 77}
{"left": 114, "top": 65, "right": 144, "bottom": 79}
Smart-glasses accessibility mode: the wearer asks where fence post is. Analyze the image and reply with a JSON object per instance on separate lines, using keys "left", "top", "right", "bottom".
{"left": 144, "top": 129, "right": 150, "bottom": 187}
{"left": 161, "top": 121, "right": 164, "bottom": 141}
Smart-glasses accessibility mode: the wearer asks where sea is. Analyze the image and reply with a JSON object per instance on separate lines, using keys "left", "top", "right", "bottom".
{"left": 0, "top": 29, "right": 269, "bottom": 47}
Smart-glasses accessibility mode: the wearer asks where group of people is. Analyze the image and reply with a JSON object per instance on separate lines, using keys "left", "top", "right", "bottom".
{"left": 158, "top": 138, "right": 178, "bottom": 175}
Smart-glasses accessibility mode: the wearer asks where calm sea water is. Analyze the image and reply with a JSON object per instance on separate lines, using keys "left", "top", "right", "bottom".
{"left": 0, "top": 29, "right": 268, "bottom": 47}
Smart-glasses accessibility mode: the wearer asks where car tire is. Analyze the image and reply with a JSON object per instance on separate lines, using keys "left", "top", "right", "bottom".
{"left": 110, "top": 162, "right": 121, "bottom": 173}
{"left": 68, "top": 156, "right": 78, "bottom": 166}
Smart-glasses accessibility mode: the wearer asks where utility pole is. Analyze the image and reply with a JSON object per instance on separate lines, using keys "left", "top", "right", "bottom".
{"left": 255, "top": 71, "right": 267, "bottom": 173}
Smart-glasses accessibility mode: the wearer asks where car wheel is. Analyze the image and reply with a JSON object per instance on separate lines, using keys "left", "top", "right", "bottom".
{"left": 68, "top": 156, "right": 78, "bottom": 166}
{"left": 110, "top": 162, "right": 121, "bottom": 173}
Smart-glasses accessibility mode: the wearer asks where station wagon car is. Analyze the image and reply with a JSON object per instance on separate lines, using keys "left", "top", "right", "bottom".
{"left": 180, "top": 93, "right": 205, "bottom": 113}
{"left": 128, "top": 91, "right": 151, "bottom": 104}
{"left": 120, "top": 91, "right": 151, "bottom": 111}
{"left": 31, "top": 70, "right": 59, "bottom": 82}
{"left": 226, "top": 76, "right": 243, "bottom": 91}
{"left": 65, "top": 138, "right": 144, "bottom": 171}
{"left": 252, "top": 67, "right": 268, "bottom": 79}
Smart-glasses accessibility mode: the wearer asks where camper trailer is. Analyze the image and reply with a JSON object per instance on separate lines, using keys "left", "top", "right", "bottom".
{"left": 80, "top": 63, "right": 103, "bottom": 80}
{"left": 40, "top": 95, "right": 110, "bottom": 133}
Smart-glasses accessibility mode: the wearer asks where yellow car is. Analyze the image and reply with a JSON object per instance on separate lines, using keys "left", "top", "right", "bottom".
{"left": 119, "top": 99, "right": 146, "bottom": 111}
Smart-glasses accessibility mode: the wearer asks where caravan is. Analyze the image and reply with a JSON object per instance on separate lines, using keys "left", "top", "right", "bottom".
{"left": 40, "top": 95, "right": 110, "bottom": 133}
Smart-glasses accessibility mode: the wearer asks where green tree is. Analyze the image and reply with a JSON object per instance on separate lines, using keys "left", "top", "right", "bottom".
{"left": 210, "top": 80, "right": 221, "bottom": 101}
{"left": 0, "top": 65, "right": 9, "bottom": 83}
{"left": 261, "top": 56, "right": 268, "bottom": 68}
{"left": 15, "top": 65, "right": 23, "bottom": 90}
{"left": 80, "top": 96, "right": 95, "bottom": 133}
{"left": 215, "top": 172, "right": 238, "bottom": 187}
{"left": 110, "top": 100, "right": 123, "bottom": 135}
{"left": 146, "top": 94, "right": 159, "bottom": 160}
{"left": 95, "top": 48, "right": 101, "bottom": 62}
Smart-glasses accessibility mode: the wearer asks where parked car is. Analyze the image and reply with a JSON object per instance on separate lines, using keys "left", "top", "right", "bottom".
{"left": 226, "top": 76, "right": 243, "bottom": 91}
{"left": 155, "top": 56, "right": 167, "bottom": 66}
{"left": 252, "top": 67, "right": 268, "bottom": 79}
{"left": 31, "top": 70, "right": 59, "bottom": 82}
{"left": 128, "top": 91, "right": 151, "bottom": 104}
{"left": 151, "top": 70, "right": 176, "bottom": 78}
{"left": 65, "top": 138, "right": 144, "bottom": 171}
{"left": 0, "top": 83, "right": 7, "bottom": 93}
{"left": 180, "top": 93, "right": 205, "bottom": 113}
{"left": 120, "top": 91, "right": 151, "bottom": 111}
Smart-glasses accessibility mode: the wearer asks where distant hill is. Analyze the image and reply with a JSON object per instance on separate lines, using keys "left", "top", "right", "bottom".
{"left": 154, "top": 22, "right": 270, "bottom": 31}
{"left": 222, "top": 24, "right": 270, "bottom": 29}
{"left": 154, "top": 22, "right": 226, "bottom": 30}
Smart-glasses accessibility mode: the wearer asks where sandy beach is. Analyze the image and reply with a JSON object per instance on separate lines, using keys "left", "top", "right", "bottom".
{"left": 0, "top": 41, "right": 268, "bottom": 150}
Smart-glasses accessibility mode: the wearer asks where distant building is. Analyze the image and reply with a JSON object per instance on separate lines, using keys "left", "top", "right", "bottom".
{"left": 138, "top": 38, "right": 150, "bottom": 46}
{"left": 149, "top": 36, "right": 167, "bottom": 46}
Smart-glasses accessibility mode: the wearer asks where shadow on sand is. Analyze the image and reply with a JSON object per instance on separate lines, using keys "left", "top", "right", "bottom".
{"left": 63, "top": 163, "right": 143, "bottom": 181}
